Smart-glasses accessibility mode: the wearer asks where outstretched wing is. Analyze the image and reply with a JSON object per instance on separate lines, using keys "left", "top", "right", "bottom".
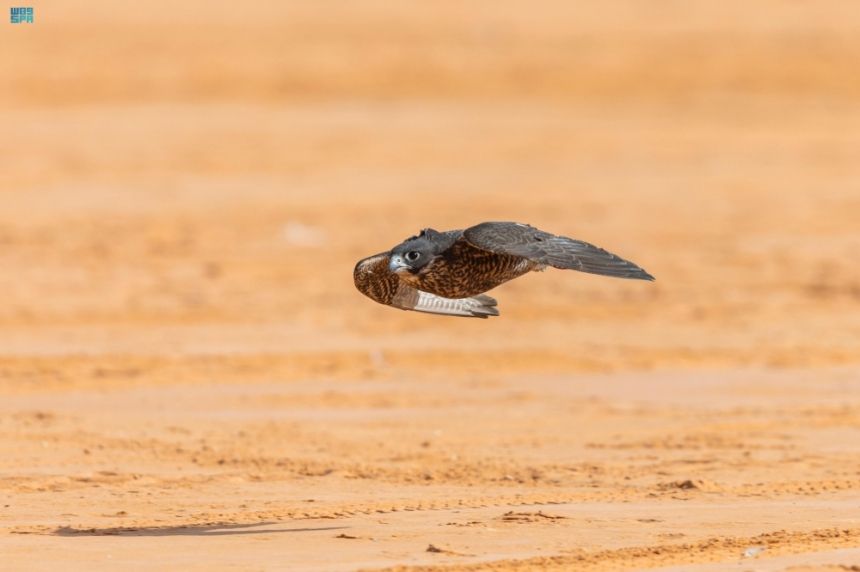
{"left": 353, "top": 253, "right": 499, "bottom": 318}
{"left": 463, "top": 222, "right": 654, "bottom": 281}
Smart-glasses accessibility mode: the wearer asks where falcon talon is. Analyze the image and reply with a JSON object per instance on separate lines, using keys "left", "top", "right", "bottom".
{"left": 354, "top": 221, "right": 654, "bottom": 318}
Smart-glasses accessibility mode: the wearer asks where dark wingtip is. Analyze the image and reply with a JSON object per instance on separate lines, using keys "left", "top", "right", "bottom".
{"left": 611, "top": 262, "right": 654, "bottom": 281}
{"left": 623, "top": 270, "right": 655, "bottom": 281}
{"left": 584, "top": 263, "right": 655, "bottom": 282}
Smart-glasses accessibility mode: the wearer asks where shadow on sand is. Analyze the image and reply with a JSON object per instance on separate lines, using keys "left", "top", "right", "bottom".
{"left": 53, "top": 522, "right": 347, "bottom": 537}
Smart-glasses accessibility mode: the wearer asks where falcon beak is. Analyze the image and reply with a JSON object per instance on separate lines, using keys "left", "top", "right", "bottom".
{"left": 389, "top": 255, "right": 409, "bottom": 273}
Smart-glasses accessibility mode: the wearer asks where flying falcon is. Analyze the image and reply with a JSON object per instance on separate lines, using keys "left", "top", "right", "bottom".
{"left": 353, "top": 221, "right": 654, "bottom": 318}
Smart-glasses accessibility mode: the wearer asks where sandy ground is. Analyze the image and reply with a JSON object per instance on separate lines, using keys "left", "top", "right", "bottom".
{"left": 2, "top": 2, "right": 860, "bottom": 570}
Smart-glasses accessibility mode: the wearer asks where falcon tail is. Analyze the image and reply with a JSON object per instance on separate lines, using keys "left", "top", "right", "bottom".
{"left": 411, "top": 292, "right": 499, "bottom": 318}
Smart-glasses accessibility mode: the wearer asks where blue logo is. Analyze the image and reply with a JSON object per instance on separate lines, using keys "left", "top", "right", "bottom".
{"left": 10, "top": 7, "right": 33, "bottom": 24}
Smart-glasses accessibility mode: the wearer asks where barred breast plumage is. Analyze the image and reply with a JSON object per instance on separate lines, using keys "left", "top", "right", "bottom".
{"left": 408, "top": 239, "right": 538, "bottom": 298}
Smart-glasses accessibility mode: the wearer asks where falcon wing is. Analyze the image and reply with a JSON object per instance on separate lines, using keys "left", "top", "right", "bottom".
{"left": 353, "top": 253, "right": 499, "bottom": 318}
{"left": 463, "top": 222, "right": 654, "bottom": 281}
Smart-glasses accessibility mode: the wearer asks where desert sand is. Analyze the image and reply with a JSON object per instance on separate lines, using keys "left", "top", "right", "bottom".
{"left": 1, "top": 2, "right": 859, "bottom": 570}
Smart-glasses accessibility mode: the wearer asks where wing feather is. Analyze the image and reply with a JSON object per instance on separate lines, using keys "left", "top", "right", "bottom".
{"left": 463, "top": 221, "right": 654, "bottom": 281}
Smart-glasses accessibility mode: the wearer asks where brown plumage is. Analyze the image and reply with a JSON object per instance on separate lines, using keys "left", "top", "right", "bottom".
{"left": 354, "top": 221, "right": 654, "bottom": 318}
{"left": 353, "top": 252, "right": 500, "bottom": 318}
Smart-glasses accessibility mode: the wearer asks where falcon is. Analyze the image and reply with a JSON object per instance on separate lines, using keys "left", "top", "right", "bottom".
{"left": 353, "top": 221, "right": 654, "bottom": 318}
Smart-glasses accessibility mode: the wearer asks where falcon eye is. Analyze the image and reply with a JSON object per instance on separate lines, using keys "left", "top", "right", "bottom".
{"left": 405, "top": 251, "right": 420, "bottom": 262}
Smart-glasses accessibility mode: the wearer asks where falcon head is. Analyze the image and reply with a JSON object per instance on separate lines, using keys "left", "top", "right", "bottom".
{"left": 388, "top": 229, "right": 442, "bottom": 274}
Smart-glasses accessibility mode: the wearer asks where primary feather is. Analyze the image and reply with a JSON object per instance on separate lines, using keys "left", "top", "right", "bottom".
{"left": 463, "top": 222, "right": 654, "bottom": 281}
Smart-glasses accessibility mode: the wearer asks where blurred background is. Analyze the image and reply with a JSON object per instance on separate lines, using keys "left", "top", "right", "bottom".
{"left": 3, "top": 3, "right": 860, "bottom": 566}
{"left": 1, "top": 0, "right": 859, "bottom": 374}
